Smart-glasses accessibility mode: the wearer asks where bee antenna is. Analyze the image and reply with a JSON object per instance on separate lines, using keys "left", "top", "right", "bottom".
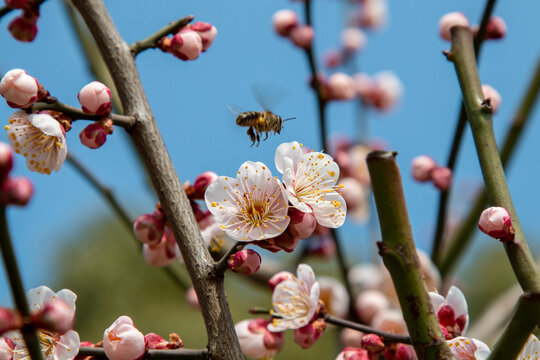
{"left": 283, "top": 117, "right": 296, "bottom": 122}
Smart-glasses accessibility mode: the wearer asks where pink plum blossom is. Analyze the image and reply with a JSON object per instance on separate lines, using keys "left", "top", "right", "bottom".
{"left": 103, "top": 316, "right": 145, "bottom": 360}
{"left": 327, "top": 73, "right": 356, "bottom": 101}
{"left": 228, "top": 249, "right": 261, "bottom": 275}
{"left": 192, "top": 171, "right": 218, "bottom": 199}
{"left": 355, "top": 0, "right": 387, "bottom": 29}
{"left": 341, "top": 27, "right": 367, "bottom": 53}
{"left": 482, "top": 84, "right": 501, "bottom": 114}
{"left": 371, "top": 71, "right": 403, "bottom": 111}
{"left": 0, "top": 69, "right": 38, "bottom": 108}
{"left": 293, "top": 319, "right": 326, "bottom": 349}
{"left": 268, "top": 264, "right": 320, "bottom": 332}
{"left": 446, "top": 336, "right": 491, "bottom": 359}
{"left": 439, "top": 12, "right": 470, "bottom": 41}
{"left": 8, "top": 17, "right": 38, "bottom": 43}
{"left": 268, "top": 271, "right": 294, "bottom": 292}
{"left": 6, "top": 111, "right": 67, "bottom": 174}
{"left": 290, "top": 25, "right": 314, "bottom": 49}
{"left": 275, "top": 141, "right": 346, "bottom": 228}
{"left": 142, "top": 227, "right": 182, "bottom": 267}
{"left": 411, "top": 155, "right": 437, "bottom": 182}
{"left": 170, "top": 28, "right": 203, "bottom": 61}
{"left": 478, "top": 206, "right": 514, "bottom": 242}
{"left": 205, "top": 161, "right": 290, "bottom": 241}
{"left": 485, "top": 16, "right": 507, "bottom": 40}
{"left": 77, "top": 81, "right": 112, "bottom": 115}
{"left": 133, "top": 213, "right": 165, "bottom": 246}
{"left": 272, "top": 9, "right": 298, "bottom": 37}
{"left": 429, "top": 286, "right": 469, "bottom": 339}
{"left": 335, "top": 347, "right": 369, "bottom": 360}
{"left": 287, "top": 208, "right": 316, "bottom": 240}
{"left": 235, "top": 319, "right": 284, "bottom": 359}
{"left": 191, "top": 22, "right": 217, "bottom": 51}
{"left": 361, "top": 334, "right": 385, "bottom": 354}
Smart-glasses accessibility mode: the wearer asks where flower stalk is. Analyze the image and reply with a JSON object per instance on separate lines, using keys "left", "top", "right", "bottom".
{"left": 130, "top": 15, "right": 194, "bottom": 56}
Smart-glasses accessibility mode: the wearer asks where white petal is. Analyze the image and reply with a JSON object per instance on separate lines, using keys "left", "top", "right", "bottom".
{"left": 275, "top": 141, "right": 302, "bottom": 173}
{"left": 311, "top": 192, "right": 347, "bottom": 228}
{"left": 519, "top": 335, "right": 540, "bottom": 359}
{"left": 54, "top": 330, "right": 80, "bottom": 360}
{"left": 428, "top": 292, "right": 446, "bottom": 313}
{"left": 446, "top": 286, "right": 468, "bottom": 318}
{"left": 56, "top": 289, "right": 77, "bottom": 310}
{"left": 28, "top": 114, "right": 64, "bottom": 138}
{"left": 205, "top": 176, "right": 241, "bottom": 214}
{"left": 296, "top": 264, "right": 316, "bottom": 294}
{"left": 472, "top": 338, "right": 491, "bottom": 359}
{"left": 27, "top": 286, "right": 55, "bottom": 313}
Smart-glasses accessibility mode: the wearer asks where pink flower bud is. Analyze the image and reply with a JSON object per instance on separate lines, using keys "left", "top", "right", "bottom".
{"left": 253, "top": 230, "right": 300, "bottom": 253}
{"left": 185, "top": 287, "right": 200, "bottom": 310}
{"left": 228, "top": 249, "right": 261, "bottom": 275}
{"left": 0, "top": 337, "right": 15, "bottom": 360}
{"left": 8, "top": 16, "right": 38, "bottom": 42}
{"left": 144, "top": 333, "right": 168, "bottom": 350}
{"left": 485, "top": 16, "right": 507, "bottom": 39}
{"left": 360, "top": 334, "right": 385, "bottom": 354}
{"left": 354, "top": 0, "right": 387, "bottom": 29}
{"left": 192, "top": 171, "right": 218, "bottom": 199}
{"left": 383, "top": 343, "right": 414, "bottom": 360}
{"left": 324, "top": 50, "right": 342, "bottom": 68}
{"left": 288, "top": 208, "right": 316, "bottom": 239}
{"left": 79, "top": 123, "right": 108, "bottom": 149}
{"left": 191, "top": 22, "right": 217, "bottom": 52}
{"left": 290, "top": 25, "right": 314, "bottom": 49}
{"left": 336, "top": 347, "right": 369, "bottom": 360}
{"left": 5, "top": 0, "right": 33, "bottom": 8}
{"left": 371, "top": 71, "right": 403, "bottom": 111}
{"left": 0, "top": 143, "right": 14, "bottom": 181}
{"left": 439, "top": 12, "right": 469, "bottom": 41}
{"left": 339, "top": 328, "right": 364, "bottom": 348}
{"left": 0, "top": 69, "right": 38, "bottom": 108}
{"left": 482, "top": 84, "right": 501, "bottom": 114}
{"left": 341, "top": 27, "right": 366, "bottom": 53}
{"left": 431, "top": 166, "right": 452, "bottom": 190}
{"left": 268, "top": 271, "right": 294, "bottom": 292}
{"left": 236, "top": 319, "right": 284, "bottom": 359}
{"left": 77, "top": 81, "right": 112, "bottom": 115}
{"left": 142, "top": 228, "right": 182, "bottom": 267}
{"left": 327, "top": 73, "right": 356, "bottom": 101}
{"left": 170, "top": 28, "right": 203, "bottom": 61}
{"left": 354, "top": 73, "right": 375, "bottom": 102}
{"left": 293, "top": 319, "right": 326, "bottom": 349}
{"left": 354, "top": 290, "right": 389, "bottom": 324}
{"left": 0, "top": 307, "right": 22, "bottom": 334}
{"left": 411, "top": 155, "right": 437, "bottom": 182}
{"left": 103, "top": 316, "right": 146, "bottom": 360}
{"left": 32, "top": 299, "right": 73, "bottom": 333}
{"left": 133, "top": 214, "right": 164, "bottom": 246}
{"left": 272, "top": 9, "right": 298, "bottom": 37}
{"left": 478, "top": 206, "right": 515, "bottom": 242}
{"left": 0, "top": 177, "right": 33, "bottom": 206}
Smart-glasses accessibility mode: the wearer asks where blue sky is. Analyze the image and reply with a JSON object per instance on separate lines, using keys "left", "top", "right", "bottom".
{"left": 0, "top": 0, "right": 539, "bottom": 305}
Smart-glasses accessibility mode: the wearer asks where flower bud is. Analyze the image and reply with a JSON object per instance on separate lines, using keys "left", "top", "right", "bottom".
{"left": 354, "top": 0, "right": 387, "bottom": 29}
{"left": 8, "top": 16, "right": 38, "bottom": 42}
{"left": 336, "top": 347, "right": 369, "bottom": 360}
{"left": 288, "top": 208, "right": 316, "bottom": 239}
{"left": 272, "top": 9, "right": 298, "bottom": 37}
{"left": 290, "top": 25, "right": 314, "bottom": 49}
{"left": 5, "top": 0, "right": 33, "bottom": 8}
{"left": 383, "top": 343, "right": 414, "bottom": 360}
{"left": 192, "top": 171, "right": 218, "bottom": 199}
{"left": 485, "top": 16, "right": 507, "bottom": 39}
{"left": 324, "top": 50, "right": 342, "bottom": 69}
{"left": 79, "top": 123, "right": 108, "bottom": 149}
{"left": 32, "top": 299, "right": 73, "bottom": 333}
{"left": 268, "top": 271, "right": 294, "bottom": 292}
{"left": 77, "top": 81, "right": 112, "bottom": 116}
{"left": 144, "top": 333, "right": 168, "bottom": 350}
{"left": 327, "top": 73, "right": 356, "bottom": 101}
{"left": 354, "top": 289, "right": 389, "bottom": 324}
{"left": 431, "top": 166, "right": 452, "bottom": 190}
{"left": 478, "top": 206, "right": 514, "bottom": 242}
{"left": 340, "top": 328, "right": 364, "bottom": 348}
{"left": 103, "top": 316, "right": 146, "bottom": 360}
{"left": 235, "top": 319, "right": 284, "bottom": 359}
{"left": 253, "top": 230, "right": 300, "bottom": 253}
{"left": 133, "top": 214, "right": 164, "bottom": 246}
{"left": 191, "top": 22, "right": 217, "bottom": 51}
{"left": 170, "top": 28, "right": 203, "bottom": 61}
{"left": 142, "top": 228, "right": 182, "bottom": 267}
{"left": 482, "top": 84, "right": 501, "bottom": 114}
{"left": 0, "top": 177, "right": 33, "bottom": 206}
{"left": 293, "top": 319, "right": 326, "bottom": 349}
{"left": 371, "top": 71, "right": 403, "bottom": 111}
{"left": 360, "top": 334, "right": 385, "bottom": 354}
{"left": 411, "top": 155, "right": 437, "bottom": 182}
{"left": 185, "top": 287, "right": 200, "bottom": 310}
{"left": 0, "top": 307, "right": 22, "bottom": 334}
{"left": 439, "top": 12, "right": 469, "bottom": 41}
{"left": 228, "top": 249, "right": 261, "bottom": 275}
{"left": 341, "top": 27, "right": 366, "bottom": 53}
{"left": 0, "top": 69, "right": 38, "bottom": 108}
{"left": 354, "top": 73, "right": 375, "bottom": 102}
{"left": 0, "top": 143, "right": 14, "bottom": 181}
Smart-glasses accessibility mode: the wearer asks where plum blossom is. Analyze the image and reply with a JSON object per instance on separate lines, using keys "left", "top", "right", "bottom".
{"left": 318, "top": 276, "right": 349, "bottom": 318}
{"left": 205, "top": 161, "right": 290, "bottom": 241}
{"left": 518, "top": 335, "right": 539, "bottom": 360}
{"left": 275, "top": 141, "right": 346, "bottom": 228}
{"left": 0, "top": 337, "right": 14, "bottom": 360}
{"left": 268, "top": 264, "right": 320, "bottom": 332}
{"left": 103, "top": 316, "right": 145, "bottom": 360}
{"left": 429, "top": 286, "right": 468, "bottom": 339}
{"left": 447, "top": 336, "right": 491, "bottom": 359}
{"left": 5, "top": 111, "right": 67, "bottom": 174}
{"left": 235, "top": 319, "right": 284, "bottom": 359}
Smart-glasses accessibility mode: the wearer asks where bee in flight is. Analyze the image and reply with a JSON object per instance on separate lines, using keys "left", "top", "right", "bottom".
{"left": 228, "top": 90, "right": 295, "bottom": 146}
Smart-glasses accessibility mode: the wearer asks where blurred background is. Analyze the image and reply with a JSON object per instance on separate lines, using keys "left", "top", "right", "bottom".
{"left": 0, "top": 0, "right": 539, "bottom": 358}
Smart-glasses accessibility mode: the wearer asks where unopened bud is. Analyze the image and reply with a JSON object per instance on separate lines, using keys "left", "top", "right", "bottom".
{"left": 79, "top": 122, "right": 108, "bottom": 149}
{"left": 324, "top": 50, "right": 343, "bottom": 69}
{"left": 383, "top": 343, "right": 414, "bottom": 360}
{"left": 360, "top": 334, "right": 385, "bottom": 354}
{"left": 485, "top": 16, "right": 507, "bottom": 39}
{"left": 293, "top": 319, "right": 326, "bottom": 349}
{"left": 431, "top": 166, "right": 452, "bottom": 190}
{"left": 438, "top": 12, "right": 469, "bottom": 41}
{"left": 253, "top": 230, "right": 300, "bottom": 253}
{"left": 0, "top": 177, "right": 33, "bottom": 206}
{"left": 327, "top": 73, "right": 356, "bottom": 101}
{"left": 272, "top": 9, "right": 298, "bottom": 37}
{"left": 0, "top": 143, "right": 14, "bottom": 181}
{"left": 133, "top": 214, "right": 165, "bottom": 246}
{"left": 371, "top": 71, "right": 403, "bottom": 111}
{"left": 77, "top": 81, "right": 112, "bottom": 116}
{"left": 8, "top": 16, "right": 38, "bottom": 42}
{"left": 0, "top": 307, "right": 22, "bottom": 334}
{"left": 290, "top": 25, "right": 314, "bottom": 49}
{"left": 268, "top": 271, "right": 294, "bottom": 291}
{"left": 411, "top": 155, "right": 437, "bottom": 182}
{"left": 341, "top": 27, "right": 366, "bottom": 53}
{"left": 228, "top": 249, "right": 261, "bottom": 275}
{"left": 478, "top": 206, "right": 514, "bottom": 242}
{"left": 191, "top": 22, "right": 217, "bottom": 52}
{"left": 482, "top": 84, "right": 501, "bottom": 114}
{"left": 103, "top": 316, "right": 146, "bottom": 360}
{"left": 354, "top": 0, "right": 387, "bottom": 29}
{"left": 144, "top": 333, "right": 168, "bottom": 350}
{"left": 0, "top": 69, "right": 38, "bottom": 108}
{"left": 288, "top": 208, "right": 316, "bottom": 239}
{"left": 32, "top": 300, "right": 73, "bottom": 333}
{"left": 336, "top": 347, "right": 369, "bottom": 360}
{"left": 192, "top": 171, "right": 218, "bottom": 199}
{"left": 170, "top": 28, "right": 203, "bottom": 61}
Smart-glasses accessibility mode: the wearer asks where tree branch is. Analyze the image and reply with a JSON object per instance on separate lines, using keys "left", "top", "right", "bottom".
{"left": 130, "top": 16, "right": 194, "bottom": 56}
{"left": 69, "top": 1, "right": 242, "bottom": 358}
{"left": 214, "top": 243, "right": 244, "bottom": 275}
{"left": 78, "top": 347, "right": 209, "bottom": 360}
{"left": 325, "top": 315, "right": 412, "bottom": 345}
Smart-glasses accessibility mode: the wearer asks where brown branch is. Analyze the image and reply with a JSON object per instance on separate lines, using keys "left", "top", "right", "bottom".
{"left": 78, "top": 347, "right": 208, "bottom": 360}
{"left": 130, "top": 16, "right": 194, "bottom": 56}
{"left": 69, "top": 1, "right": 242, "bottom": 359}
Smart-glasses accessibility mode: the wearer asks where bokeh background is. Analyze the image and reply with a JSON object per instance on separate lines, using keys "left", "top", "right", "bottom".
{"left": 0, "top": 0, "right": 539, "bottom": 358}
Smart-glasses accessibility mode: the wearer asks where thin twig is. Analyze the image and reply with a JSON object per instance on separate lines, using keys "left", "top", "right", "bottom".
{"left": 130, "top": 15, "right": 194, "bottom": 56}
{"left": 325, "top": 315, "right": 412, "bottom": 345}
{"left": 214, "top": 243, "right": 244, "bottom": 275}
{"left": 78, "top": 347, "right": 209, "bottom": 360}
{"left": 0, "top": 0, "right": 48, "bottom": 21}
{"left": 0, "top": 207, "right": 43, "bottom": 360}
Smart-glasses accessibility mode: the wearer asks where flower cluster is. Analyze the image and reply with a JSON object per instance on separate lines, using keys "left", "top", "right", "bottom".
{"left": 438, "top": 12, "right": 507, "bottom": 42}
{"left": 159, "top": 22, "right": 217, "bottom": 61}
{"left": 5, "top": 0, "right": 41, "bottom": 42}
{"left": 272, "top": 9, "right": 314, "bottom": 49}
{"left": 410, "top": 155, "right": 452, "bottom": 190}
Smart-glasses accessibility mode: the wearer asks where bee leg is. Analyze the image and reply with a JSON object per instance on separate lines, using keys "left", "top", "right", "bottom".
{"left": 256, "top": 133, "right": 261, "bottom": 146}
{"left": 247, "top": 127, "right": 256, "bottom": 146}
{"left": 264, "top": 132, "right": 269, "bottom": 141}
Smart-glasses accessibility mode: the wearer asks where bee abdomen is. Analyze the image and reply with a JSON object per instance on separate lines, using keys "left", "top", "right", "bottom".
{"left": 236, "top": 111, "right": 261, "bottom": 126}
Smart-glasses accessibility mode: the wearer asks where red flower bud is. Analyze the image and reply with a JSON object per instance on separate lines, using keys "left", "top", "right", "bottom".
{"left": 8, "top": 16, "right": 38, "bottom": 42}
{"left": 478, "top": 206, "right": 515, "bottom": 242}
{"left": 0, "top": 177, "right": 33, "bottom": 206}
{"left": 228, "top": 249, "right": 261, "bottom": 275}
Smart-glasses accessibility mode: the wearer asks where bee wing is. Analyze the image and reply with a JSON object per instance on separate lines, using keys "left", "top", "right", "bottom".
{"left": 226, "top": 104, "right": 245, "bottom": 118}
{"left": 251, "top": 84, "right": 285, "bottom": 112}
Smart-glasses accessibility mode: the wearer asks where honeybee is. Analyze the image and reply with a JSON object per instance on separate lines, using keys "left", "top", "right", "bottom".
{"left": 228, "top": 90, "right": 294, "bottom": 146}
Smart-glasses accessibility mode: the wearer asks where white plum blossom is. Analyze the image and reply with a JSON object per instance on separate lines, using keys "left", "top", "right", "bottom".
{"left": 318, "top": 276, "right": 349, "bottom": 318}
{"left": 275, "top": 141, "right": 346, "bottom": 228}
{"left": 447, "top": 336, "right": 491, "bottom": 359}
{"left": 429, "top": 286, "right": 468, "bottom": 339}
{"left": 6, "top": 286, "right": 79, "bottom": 360}
{"left": 235, "top": 319, "right": 284, "bottom": 359}
{"left": 205, "top": 161, "right": 290, "bottom": 241}
{"left": 268, "top": 264, "right": 320, "bottom": 332}
{"left": 5, "top": 111, "right": 67, "bottom": 174}
{"left": 518, "top": 335, "right": 539, "bottom": 360}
